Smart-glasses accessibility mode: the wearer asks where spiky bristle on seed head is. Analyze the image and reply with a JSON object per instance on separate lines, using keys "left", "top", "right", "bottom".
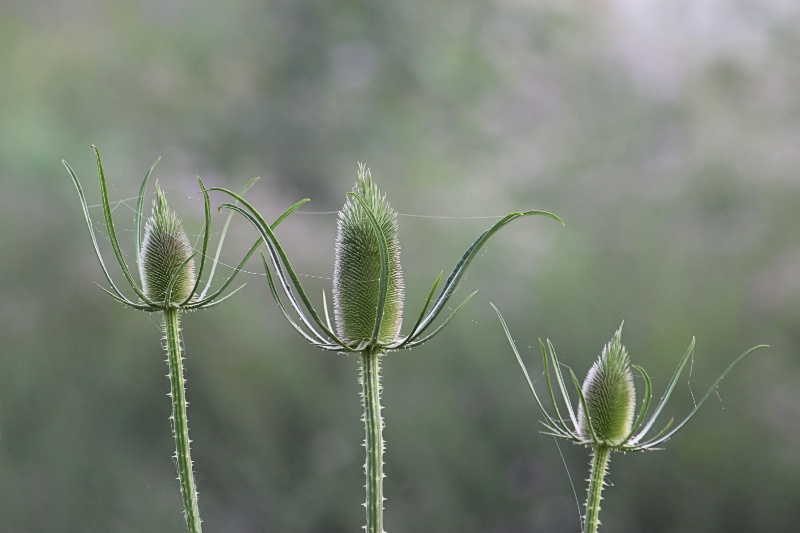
{"left": 333, "top": 165, "right": 405, "bottom": 346}
{"left": 140, "top": 184, "right": 196, "bottom": 306}
{"left": 578, "top": 323, "right": 636, "bottom": 446}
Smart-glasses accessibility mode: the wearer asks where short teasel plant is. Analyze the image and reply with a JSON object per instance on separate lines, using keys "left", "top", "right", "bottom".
{"left": 64, "top": 146, "right": 306, "bottom": 533}
{"left": 493, "top": 309, "right": 766, "bottom": 533}
{"left": 211, "top": 165, "right": 563, "bottom": 533}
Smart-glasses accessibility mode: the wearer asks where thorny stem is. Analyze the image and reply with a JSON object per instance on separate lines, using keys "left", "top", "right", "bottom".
{"left": 163, "top": 307, "right": 202, "bottom": 533}
{"left": 584, "top": 445, "right": 611, "bottom": 533}
{"left": 361, "top": 347, "right": 386, "bottom": 533}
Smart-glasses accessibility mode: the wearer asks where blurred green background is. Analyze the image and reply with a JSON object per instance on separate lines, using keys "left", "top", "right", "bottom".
{"left": 1, "top": 1, "right": 799, "bottom": 531}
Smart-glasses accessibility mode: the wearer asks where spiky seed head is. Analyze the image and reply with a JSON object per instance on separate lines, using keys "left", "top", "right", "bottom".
{"left": 140, "top": 185, "right": 196, "bottom": 306}
{"left": 333, "top": 165, "right": 405, "bottom": 346}
{"left": 578, "top": 324, "right": 636, "bottom": 445}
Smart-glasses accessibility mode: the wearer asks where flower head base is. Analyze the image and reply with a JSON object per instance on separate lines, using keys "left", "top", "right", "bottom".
{"left": 494, "top": 307, "right": 766, "bottom": 452}
{"left": 334, "top": 165, "right": 405, "bottom": 346}
{"left": 577, "top": 324, "right": 636, "bottom": 446}
{"left": 141, "top": 185, "right": 197, "bottom": 306}
{"left": 213, "top": 165, "right": 563, "bottom": 354}
{"left": 65, "top": 146, "right": 306, "bottom": 313}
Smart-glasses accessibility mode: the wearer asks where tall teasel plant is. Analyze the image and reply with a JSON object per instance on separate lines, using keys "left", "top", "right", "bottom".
{"left": 493, "top": 309, "right": 766, "bottom": 533}
{"left": 64, "top": 146, "right": 306, "bottom": 533}
{"left": 211, "top": 165, "right": 563, "bottom": 533}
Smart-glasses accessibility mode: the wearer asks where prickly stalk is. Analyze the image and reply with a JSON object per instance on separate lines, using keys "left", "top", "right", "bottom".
{"left": 163, "top": 307, "right": 202, "bottom": 533}
{"left": 360, "top": 347, "right": 386, "bottom": 533}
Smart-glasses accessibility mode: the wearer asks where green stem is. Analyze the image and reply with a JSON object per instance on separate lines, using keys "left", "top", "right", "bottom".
{"left": 360, "top": 348, "right": 386, "bottom": 533}
{"left": 163, "top": 307, "right": 202, "bottom": 533}
{"left": 584, "top": 445, "right": 611, "bottom": 533}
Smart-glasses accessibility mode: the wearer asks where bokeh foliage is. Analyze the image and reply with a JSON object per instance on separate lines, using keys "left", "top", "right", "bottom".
{"left": 1, "top": 1, "right": 799, "bottom": 531}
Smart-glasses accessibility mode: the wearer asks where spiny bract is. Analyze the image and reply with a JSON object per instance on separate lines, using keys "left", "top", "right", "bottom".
{"left": 578, "top": 324, "right": 636, "bottom": 446}
{"left": 333, "top": 165, "right": 405, "bottom": 346}
{"left": 140, "top": 185, "right": 196, "bottom": 305}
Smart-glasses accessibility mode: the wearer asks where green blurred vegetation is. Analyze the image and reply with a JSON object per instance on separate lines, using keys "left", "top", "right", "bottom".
{"left": 1, "top": 1, "right": 799, "bottom": 531}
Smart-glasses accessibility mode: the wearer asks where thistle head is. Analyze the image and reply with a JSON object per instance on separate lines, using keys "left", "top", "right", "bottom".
{"left": 578, "top": 323, "right": 636, "bottom": 446}
{"left": 140, "top": 184, "right": 196, "bottom": 306}
{"left": 333, "top": 165, "right": 405, "bottom": 346}
{"left": 222, "top": 159, "right": 560, "bottom": 354}
{"left": 495, "top": 303, "right": 766, "bottom": 455}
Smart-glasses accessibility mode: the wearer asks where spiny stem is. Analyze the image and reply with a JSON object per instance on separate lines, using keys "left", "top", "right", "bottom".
{"left": 360, "top": 347, "right": 386, "bottom": 533}
{"left": 163, "top": 307, "right": 202, "bottom": 533}
{"left": 584, "top": 445, "right": 611, "bottom": 533}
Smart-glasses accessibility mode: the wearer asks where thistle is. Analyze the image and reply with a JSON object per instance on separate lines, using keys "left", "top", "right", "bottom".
{"left": 212, "top": 164, "right": 563, "bottom": 533}
{"left": 577, "top": 327, "right": 636, "bottom": 446}
{"left": 333, "top": 169, "right": 405, "bottom": 346}
{"left": 493, "top": 309, "right": 766, "bottom": 533}
{"left": 65, "top": 146, "right": 306, "bottom": 533}
{"left": 140, "top": 185, "right": 197, "bottom": 305}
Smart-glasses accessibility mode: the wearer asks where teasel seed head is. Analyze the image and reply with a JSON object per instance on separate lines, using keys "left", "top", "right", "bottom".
{"left": 578, "top": 324, "right": 636, "bottom": 445}
{"left": 140, "top": 184, "right": 196, "bottom": 306}
{"left": 333, "top": 165, "right": 405, "bottom": 346}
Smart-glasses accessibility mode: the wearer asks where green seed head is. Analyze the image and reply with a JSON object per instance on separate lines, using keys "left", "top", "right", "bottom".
{"left": 333, "top": 165, "right": 405, "bottom": 346}
{"left": 140, "top": 185, "right": 196, "bottom": 306}
{"left": 578, "top": 324, "right": 636, "bottom": 445}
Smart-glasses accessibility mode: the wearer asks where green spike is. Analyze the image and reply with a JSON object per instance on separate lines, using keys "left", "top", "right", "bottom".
{"left": 140, "top": 185, "right": 196, "bottom": 306}
{"left": 333, "top": 165, "right": 405, "bottom": 346}
{"left": 578, "top": 323, "right": 636, "bottom": 445}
